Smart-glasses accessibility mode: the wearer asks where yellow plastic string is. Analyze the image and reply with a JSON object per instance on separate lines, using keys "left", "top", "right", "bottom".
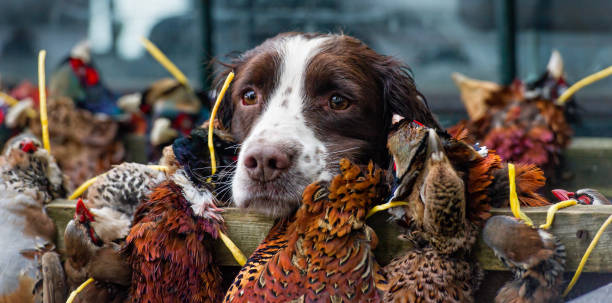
{"left": 145, "top": 165, "right": 170, "bottom": 173}
{"left": 366, "top": 201, "right": 410, "bottom": 219}
{"left": 65, "top": 277, "right": 94, "bottom": 303}
{"left": 38, "top": 50, "right": 51, "bottom": 152}
{"left": 139, "top": 38, "right": 244, "bottom": 265}
{"left": 557, "top": 65, "right": 612, "bottom": 105}
{"left": 539, "top": 199, "right": 577, "bottom": 229}
{"left": 508, "top": 163, "right": 534, "bottom": 226}
{"left": 203, "top": 72, "right": 245, "bottom": 265}
{"left": 208, "top": 72, "right": 234, "bottom": 178}
{"left": 68, "top": 165, "right": 170, "bottom": 200}
{"left": 219, "top": 230, "right": 247, "bottom": 266}
{"left": 0, "top": 91, "right": 19, "bottom": 106}
{"left": 141, "top": 37, "right": 192, "bottom": 91}
{"left": 68, "top": 175, "right": 100, "bottom": 200}
{"left": 563, "top": 214, "right": 612, "bottom": 297}
{"left": 0, "top": 91, "right": 37, "bottom": 119}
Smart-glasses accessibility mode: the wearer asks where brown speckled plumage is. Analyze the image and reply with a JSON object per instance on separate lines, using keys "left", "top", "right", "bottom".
{"left": 29, "top": 97, "right": 124, "bottom": 185}
{"left": 85, "top": 163, "right": 166, "bottom": 217}
{"left": 384, "top": 125, "right": 481, "bottom": 303}
{"left": 225, "top": 159, "right": 388, "bottom": 303}
{"left": 64, "top": 163, "right": 165, "bottom": 302}
{"left": 483, "top": 216, "right": 566, "bottom": 303}
{"left": 0, "top": 134, "right": 70, "bottom": 203}
{"left": 382, "top": 120, "right": 549, "bottom": 302}
{"left": 0, "top": 134, "right": 69, "bottom": 303}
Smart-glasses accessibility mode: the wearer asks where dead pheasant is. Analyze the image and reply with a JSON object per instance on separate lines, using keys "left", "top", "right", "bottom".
{"left": 0, "top": 134, "right": 70, "bottom": 302}
{"left": 224, "top": 159, "right": 389, "bottom": 302}
{"left": 123, "top": 171, "right": 224, "bottom": 303}
{"left": 448, "top": 51, "right": 574, "bottom": 180}
{"left": 120, "top": 120, "right": 238, "bottom": 303}
{"left": 483, "top": 216, "right": 566, "bottom": 303}
{"left": 383, "top": 124, "right": 481, "bottom": 302}
{"left": 382, "top": 120, "right": 549, "bottom": 302}
{"left": 29, "top": 96, "right": 125, "bottom": 185}
{"left": 63, "top": 163, "right": 166, "bottom": 302}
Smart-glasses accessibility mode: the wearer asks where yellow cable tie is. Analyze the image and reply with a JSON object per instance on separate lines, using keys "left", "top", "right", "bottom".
{"left": 68, "top": 175, "right": 101, "bottom": 200}
{"left": 539, "top": 199, "right": 577, "bottom": 229}
{"left": 218, "top": 230, "right": 247, "bottom": 266}
{"left": 0, "top": 91, "right": 37, "bottom": 119}
{"left": 208, "top": 72, "right": 234, "bottom": 179}
{"left": 508, "top": 163, "right": 534, "bottom": 226}
{"left": 66, "top": 277, "right": 94, "bottom": 303}
{"left": 68, "top": 165, "right": 169, "bottom": 200}
{"left": 563, "top": 214, "right": 612, "bottom": 297}
{"left": 0, "top": 91, "right": 20, "bottom": 106}
{"left": 38, "top": 50, "right": 51, "bottom": 153}
{"left": 141, "top": 37, "right": 191, "bottom": 91}
{"left": 557, "top": 65, "right": 612, "bottom": 105}
{"left": 146, "top": 165, "right": 170, "bottom": 173}
{"left": 366, "top": 201, "right": 411, "bottom": 219}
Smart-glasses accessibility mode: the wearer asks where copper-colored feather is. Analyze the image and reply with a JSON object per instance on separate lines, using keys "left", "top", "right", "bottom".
{"left": 224, "top": 159, "right": 388, "bottom": 302}
{"left": 124, "top": 180, "right": 223, "bottom": 303}
{"left": 449, "top": 54, "right": 574, "bottom": 179}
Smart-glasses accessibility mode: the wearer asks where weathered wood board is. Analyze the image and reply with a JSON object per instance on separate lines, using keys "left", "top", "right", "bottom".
{"left": 45, "top": 136, "right": 612, "bottom": 271}
{"left": 47, "top": 201, "right": 612, "bottom": 272}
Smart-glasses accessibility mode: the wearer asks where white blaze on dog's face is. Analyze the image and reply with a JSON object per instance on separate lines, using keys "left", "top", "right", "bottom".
{"left": 220, "top": 32, "right": 439, "bottom": 218}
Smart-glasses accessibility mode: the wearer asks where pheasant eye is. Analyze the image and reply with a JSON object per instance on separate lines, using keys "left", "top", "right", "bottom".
{"left": 242, "top": 90, "right": 258, "bottom": 106}
{"left": 329, "top": 95, "right": 350, "bottom": 110}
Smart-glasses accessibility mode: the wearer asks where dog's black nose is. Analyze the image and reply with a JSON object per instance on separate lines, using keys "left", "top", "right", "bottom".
{"left": 243, "top": 145, "right": 291, "bottom": 182}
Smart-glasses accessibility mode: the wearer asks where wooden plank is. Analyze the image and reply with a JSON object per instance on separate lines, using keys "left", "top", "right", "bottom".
{"left": 46, "top": 199, "right": 77, "bottom": 257}
{"left": 477, "top": 205, "right": 612, "bottom": 273}
{"left": 561, "top": 137, "right": 612, "bottom": 197}
{"left": 47, "top": 200, "right": 612, "bottom": 272}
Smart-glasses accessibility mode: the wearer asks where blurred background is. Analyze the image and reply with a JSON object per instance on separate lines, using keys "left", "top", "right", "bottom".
{"left": 1, "top": 0, "right": 611, "bottom": 134}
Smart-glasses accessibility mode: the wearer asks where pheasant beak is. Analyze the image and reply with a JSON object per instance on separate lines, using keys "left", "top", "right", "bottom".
{"left": 426, "top": 128, "right": 445, "bottom": 162}
{"left": 552, "top": 189, "right": 574, "bottom": 201}
{"left": 19, "top": 140, "right": 37, "bottom": 153}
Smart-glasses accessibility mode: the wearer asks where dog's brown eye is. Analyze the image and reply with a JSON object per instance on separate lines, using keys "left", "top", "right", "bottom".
{"left": 329, "top": 95, "right": 349, "bottom": 110}
{"left": 242, "top": 90, "right": 258, "bottom": 105}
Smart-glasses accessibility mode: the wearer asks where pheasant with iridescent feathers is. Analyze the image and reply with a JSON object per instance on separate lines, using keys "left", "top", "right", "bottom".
{"left": 449, "top": 51, "right": 575, "bottom": 180}
{"left": 224, "top": 159, "right": 389, "bottom": 302}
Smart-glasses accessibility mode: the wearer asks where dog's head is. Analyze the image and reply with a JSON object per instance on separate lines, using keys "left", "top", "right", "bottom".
{"left": 216, "top": 32, "right": 440, "bottom": 218}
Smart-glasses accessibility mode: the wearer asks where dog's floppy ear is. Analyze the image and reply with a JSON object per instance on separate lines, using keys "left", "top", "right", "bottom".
{"left": 380, "top": 61, "right": 442, "bottom": 131}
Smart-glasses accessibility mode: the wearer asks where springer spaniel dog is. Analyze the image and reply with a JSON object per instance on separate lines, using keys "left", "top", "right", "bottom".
{"left": 216, "top": 32, "right": 441, "bottom": 218}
